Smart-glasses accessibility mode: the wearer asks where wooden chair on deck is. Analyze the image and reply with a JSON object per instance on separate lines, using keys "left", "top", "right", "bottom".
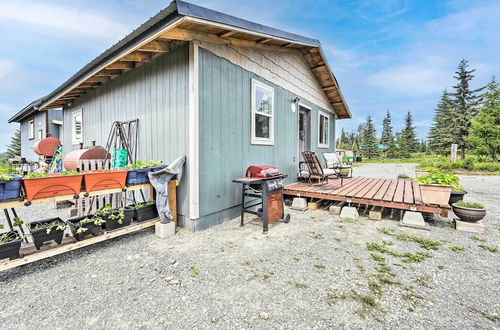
{"left": 302, "top": 151, "right": 343, "bottom": 186}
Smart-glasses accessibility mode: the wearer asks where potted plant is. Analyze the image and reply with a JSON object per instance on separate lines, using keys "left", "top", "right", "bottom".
{"left": 23, "top": 171, "right": 83, "bottom": 202}
{"left": 130, "top": 201, "right": 158, "bottom": 222}
{"left": 452, "top": 201, "right": 486, "bottom": 222}
{"left": 29, "top": 217, "right": 68, "bottom": 250}
{"left": 449, "top": 184, "right": 467, "bottom": 205}
{"left": 0, "top": 230, "right": 22, "bottom": 260}
{"left": 96, "top": 204, "right": 134, "bottom": 231}
{"left": 417, "top": 171, "right": 458, "bottom": 205}
{"left": 83, "top": 169, "right": 128, "bottom": 193}
{"left": 0, "top": 174, "right": 23, "bottom": 201}
{"left": 123, "top": 160, "right": 164, "bottom": 185}
{"left": 415, "top": 166, "right": 436, "bottom": 178}
{"left": 67, "top": 215, "right": 105, "bottom": 241}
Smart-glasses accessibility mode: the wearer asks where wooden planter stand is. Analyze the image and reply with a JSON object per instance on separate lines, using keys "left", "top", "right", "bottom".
{"left": 0, "top": 181, "right": 178, "bottom": 272}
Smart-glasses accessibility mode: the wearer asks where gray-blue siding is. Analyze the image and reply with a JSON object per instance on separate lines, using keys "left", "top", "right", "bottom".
{"left": 197, "top": 48, "right": 335, "bottom": 229}
{"left": 63, "top": 44, "right": 190, "bottom": 218}
{"left": 20, "top": 109, "right": 62, "bottom": 160}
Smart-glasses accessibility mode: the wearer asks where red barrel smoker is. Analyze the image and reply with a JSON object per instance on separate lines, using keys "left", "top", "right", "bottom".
{"left": 232, "top": 165, "right": 290, "bottom": 233}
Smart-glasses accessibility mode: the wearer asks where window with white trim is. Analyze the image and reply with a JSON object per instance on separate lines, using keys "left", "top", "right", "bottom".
{"left": 251, "top": 79, "right": 274, "bottom": 145}
{"left": 318, "top": 111, "right": 330, "bottom": 148}
{"left": 28, "top": 119, "right": 34, "bottom": 140}
{"left": 72, "top": 110, "right": 83, "bottom": 145}
{"left": 37, "top": 129, "right": 43, "bottom": 140}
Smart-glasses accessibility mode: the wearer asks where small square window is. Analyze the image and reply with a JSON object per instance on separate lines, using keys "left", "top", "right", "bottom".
{"left": 37, "top": 129, "right": 43, "bottom": 140}
{"left": 318, "top": 111, "right": 330, "bottom": 148}
{"left": 251, "top": 79, "right": 274, "bottom": 145}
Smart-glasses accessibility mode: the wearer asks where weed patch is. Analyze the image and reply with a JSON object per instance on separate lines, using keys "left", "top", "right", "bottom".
{"left": 314, "top": 264, "right": 327, "bottom": 270}
{"left": 295, "top": 282, "right": 309, "bottom": 289}
{"left": 471, "top": 236, "right": 486, "bottom": 242}
{"left": 309, "top": 232, "right": 324, "bottom": 239}
{"left": 326, "top": 289, "right": 380, "bottom": 316}
{"left": 402, "top": 252, "right": 432, "bottom": 263}
{"left": 449, "top": 246, "right": 465, "bottom": 253}
{"left": 479, "top": 245, "right": 498, "bottom": 253}
{"left": 189, "top": 266, "right": 200, "bottom": 277}
{"left": 437, "top": 265, "right": 445, "bottom": 270}
{"left": 370, "top": 254, "right": 385, "bottom": 262}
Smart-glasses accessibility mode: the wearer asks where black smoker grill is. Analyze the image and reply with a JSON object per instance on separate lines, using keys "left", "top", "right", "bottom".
{"left": 232, "top": 166, "right": 290, "bottom": 234}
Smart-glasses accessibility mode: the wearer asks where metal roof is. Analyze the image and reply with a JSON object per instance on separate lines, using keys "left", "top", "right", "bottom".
{"left": 10, "top": 0, "right": 350, "bottom": 122}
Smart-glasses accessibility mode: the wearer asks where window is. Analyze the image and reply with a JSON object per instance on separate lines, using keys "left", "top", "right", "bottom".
{"left": 37, "top": 129, "right": 43, "bottom": 140}
{"left": 72, "top": 110, "right": 83, "bottom": 145}
{"left": 251, "top": 79, "right": 274, "bottom": 145}
{"left": 28, "top": 120, "right": 34, "bottom": 140}
{"left": 318, "top": 111, "right": 330, "bottom": 148}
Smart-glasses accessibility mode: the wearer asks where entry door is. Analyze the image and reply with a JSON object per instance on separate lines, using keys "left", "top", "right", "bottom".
{"left": 298, "top": 106, "right": 311, "bottom": 161}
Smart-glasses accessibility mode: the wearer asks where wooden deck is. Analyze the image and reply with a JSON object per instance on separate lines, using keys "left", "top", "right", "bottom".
{"left": 284, "top": 177, "right": 450, "bottom": 217}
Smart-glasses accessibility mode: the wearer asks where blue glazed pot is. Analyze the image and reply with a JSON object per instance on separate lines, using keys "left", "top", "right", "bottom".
{"left": 0, "top": 174, "right": 22, "bottom": 201}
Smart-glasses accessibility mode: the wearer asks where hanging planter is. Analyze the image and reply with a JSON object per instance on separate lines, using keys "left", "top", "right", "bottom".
{"left": 67, "top": 215, "right": 105, "bottom": 241}
{"left": 96, "top": 205, "right": 134, "bottom": 231}
{"left": 131, "top": 201, "right": 159, "bottom": 222}
{"left": 0, "top": 174, "right": 23, "bottom": 201}
{"left": 83, "top": 170, "right": 128, "bottom": 193}
{"left": 29, "top": 217, "right": 67, "bottom": 250}
{"left": 22, "top": 172, "right": 83, "bottom": 202}
{"left": 0, "top": 231, "right": 22, "bottom": 260}
{"left": 123, "top": 160, "right": 165, "bottom": 185}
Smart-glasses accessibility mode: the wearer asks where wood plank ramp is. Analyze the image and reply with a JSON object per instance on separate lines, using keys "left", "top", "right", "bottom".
{"left": 284, "top": 177, "right": 449, "bottom": 216}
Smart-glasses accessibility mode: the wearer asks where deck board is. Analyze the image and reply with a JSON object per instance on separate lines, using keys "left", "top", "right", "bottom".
{"left": 284, "top": 177, "right": 450, "bottom": 217}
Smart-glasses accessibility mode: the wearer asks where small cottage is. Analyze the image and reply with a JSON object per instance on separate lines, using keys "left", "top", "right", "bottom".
{"left": 8, "top": 0, "right": 351, "bottom": 231}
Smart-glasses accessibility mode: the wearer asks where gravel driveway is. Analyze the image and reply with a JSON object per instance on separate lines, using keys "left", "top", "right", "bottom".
{"left": 0, "top": 163, "right": 498, "bottom": 329}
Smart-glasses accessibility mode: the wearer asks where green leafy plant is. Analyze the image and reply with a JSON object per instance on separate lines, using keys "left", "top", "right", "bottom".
{"left": 96, "top": 204, "right": 125, "bottom": 224}
{"left": 24, "top": 171, "right": 80, "bottom": 179}
{"left": 453, "top": 201, "right": 485, "bottom": 209}
{"left": 0, "top": 174, "right": 13, "bottom": 181}
{"left": 479, "top": 245, "right": 498, "bottom": 253}
{"left": 452, "top": 184, "right": 465, "bottom": 192}
{"left": 123, "top": 160, "right": 163, "bottom": 170}
{"left": 12, "top": 216, "right": 24, "bottom": 227}
{"left": 449, "top": 246, "right": 465, "bottom": 253}
{"left": 75, "top": 216, "right": 106, "bottom": 235}
{"left": 134, "top": 201, "right": 155, "bottom": 208}
{"left": 41, "top": 220, "right": 68, "bottom": 234}
{"left": 397, "top": 174, "right": 411, "bottom": 179}
{"left": 189, "top": 266, "right": 200, "bottom": 277}
{"left": 370, "top": 254, "right": 385, "bottom": 262}
{"left": 0, "top": 231, "right": 20, "bottom": 244}
{"left": 416, "top": 171, "right": 459, "bottom": 186}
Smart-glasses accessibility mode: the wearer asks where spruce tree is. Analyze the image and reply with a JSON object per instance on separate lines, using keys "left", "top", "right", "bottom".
{"left": 4, "top": 129, "right": 21, "bottom": 160}
{"left": 428, "top": 89, "right": 454, "bottom": 154}
{"left": 360, "top": 115, "right": 379, "bottom": 159}
{"left": 380, "top": 111, "right": 393, "bottom": 145}
{"left": 450, "top": 59, "right": 484, "bottom": 159}
{"left": 399, "top": 112, "right": 418, "bottom": 158}
{"left": 466, "top": 77, "right": 500, "bottom": 161}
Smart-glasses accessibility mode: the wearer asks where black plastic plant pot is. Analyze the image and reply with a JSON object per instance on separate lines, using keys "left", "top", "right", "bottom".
{"left": 67, "top": 216, "right": 102, "bottom": 241}
{"left": 29, "top": 217, "right": 66, "bottom": 250}
{"left": 133, "top": 203, "right": 159, "bottom": 222}
{"left": 449, "top": 191, "right": 467, "bottom": 205}
{"left": 0, "top": 231, "right": 22, "bottom": 260}
{"left": 104, "top": 207, "right": 134, "bottom": 231}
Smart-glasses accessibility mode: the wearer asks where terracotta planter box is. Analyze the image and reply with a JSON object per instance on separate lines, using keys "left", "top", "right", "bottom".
{"left": 23, "top": 174, "right": 83, "bottom": 201}
{"left": 415, "top": 170, "right": 431, "bottom": 178}
{"left": 419, "top": 184, "right": 452, "bottom": 205}
{"left": 83, "top": 170, "right": 128, "bottom": 193}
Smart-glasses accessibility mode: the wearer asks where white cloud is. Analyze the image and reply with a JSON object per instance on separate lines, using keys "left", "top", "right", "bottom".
{"left": 0, "top": 1, "right": 130, "bottom": 40}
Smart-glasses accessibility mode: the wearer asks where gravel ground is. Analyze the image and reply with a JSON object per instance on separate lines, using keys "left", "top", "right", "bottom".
{"left": 0, "top": 163, "right": 499, "bottom": 329}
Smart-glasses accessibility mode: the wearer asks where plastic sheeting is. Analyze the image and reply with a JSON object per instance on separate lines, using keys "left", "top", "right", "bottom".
{"left": 148, "top": 155, "right": 185, "bottom": 223}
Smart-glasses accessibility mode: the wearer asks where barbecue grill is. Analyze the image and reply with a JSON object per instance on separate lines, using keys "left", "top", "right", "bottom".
{"left": 233, "top": 165, "right": 290, "bottom": 233}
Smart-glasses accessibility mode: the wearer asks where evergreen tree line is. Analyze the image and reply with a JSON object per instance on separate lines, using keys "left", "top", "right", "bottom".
{"left": 336, "top": 111, "right": 424, "bottom": 159}
{"left": 1, "top": 129, "right": 21, "bottom": 162}
{"left": 428, "top": 59, "right": 499, "bottom": 160}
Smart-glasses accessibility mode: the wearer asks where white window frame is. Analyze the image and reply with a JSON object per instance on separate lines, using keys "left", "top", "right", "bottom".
{"left": 318, "top": 110, "right": 330, "bottom": 148}
{"left": 72, "top": 109, "right": 83, "bottom": 145}
{"left": 37, "top": 129, "right": 43, "bottom": 140}
{"left": 28, "top": 119, "right": 35, "bottom": 140}
{"left": 251, "top": 78, "right": 274, "bottom": 145}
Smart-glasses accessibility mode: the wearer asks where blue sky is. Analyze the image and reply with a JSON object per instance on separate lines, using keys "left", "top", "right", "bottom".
{"left": 0, "top": 0, "right": 499, "bottom": 151}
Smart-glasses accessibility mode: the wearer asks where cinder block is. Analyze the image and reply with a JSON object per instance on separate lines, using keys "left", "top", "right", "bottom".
{"left": 155, "top": 221, "right": 176, "bottom": 238}
{"left": 399, "top": 211, "right": 429, "bottom": 230}
{"left": 369, "top": 206, "right": 384, "bottom": 221}
{"left": 340, "top": 207, "right": 359, "bottom": 220}
{"left": 308, "top": 200, "right": 323, "bottom": 210}
{"left": 455, "top": 219, "right": 485, "bottom": 233}
{"left": 329, "top": 202, "right": 345, "bottom": 215}
{"left": 290, "top": 197, "right": 308, "bottom": 211}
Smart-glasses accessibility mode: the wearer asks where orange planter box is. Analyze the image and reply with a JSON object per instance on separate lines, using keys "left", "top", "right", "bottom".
{"left": 23, "top": 174, "right": 83, "bottom": 201}
{"left": 83, "top": 170, "right": 128, "bottom": 193}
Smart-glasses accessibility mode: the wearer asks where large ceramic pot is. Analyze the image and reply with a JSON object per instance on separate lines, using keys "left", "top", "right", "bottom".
{"left": 415, "top": 169, "right": 431, "bottom": 178}
{"left": 449, "top": 191, "right": 467, "bottom": 205}
{"left": 419, "top": 184, "right": 452, "bottom": 205}
{"left": 452, "top": 204, "right": 486, "bottom": 222}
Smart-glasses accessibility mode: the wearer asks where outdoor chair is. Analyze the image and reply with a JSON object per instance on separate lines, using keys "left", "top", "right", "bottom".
{"left": 301, "top": 151, "right": 343, "bottom": 186}
{"left": 323, "top": 152, "right": 353, "bottom": 178}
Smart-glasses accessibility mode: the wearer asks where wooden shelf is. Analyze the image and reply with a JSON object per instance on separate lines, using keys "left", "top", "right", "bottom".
{"left": 0, "top": 219, "right": 159, "bottom": 272}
